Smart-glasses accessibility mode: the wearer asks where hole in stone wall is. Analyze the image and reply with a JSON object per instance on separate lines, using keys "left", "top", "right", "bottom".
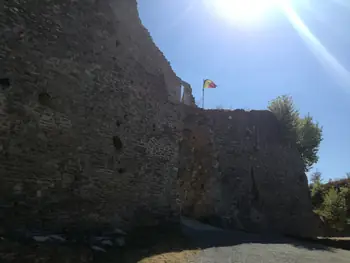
{"left": 113, "top": 136, "right": 123, "bottom": 150}
{"left": 192, "top": 136, "right": 196, "bottom": 140}
{"left": 116, "top": 40, "right": 120, "bottom": 47}
{"left": 118, "top": 168, "right": 126, "bottom": 174}
{"left": 152, "top": 124, "right": 156, "bottom": 131}
{"left": 38, "top": 92, "right": 52, "bottom": 107}
{"left": 0, "top": 78, "right": 10, "bottom": 88}
{"left": 116, "top": 120, "right": 121, "bottom": 127}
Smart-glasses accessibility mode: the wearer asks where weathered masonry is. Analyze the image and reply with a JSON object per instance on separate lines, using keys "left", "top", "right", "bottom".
{"left": 0, "top": 0, "right": 322, "bottom": 237}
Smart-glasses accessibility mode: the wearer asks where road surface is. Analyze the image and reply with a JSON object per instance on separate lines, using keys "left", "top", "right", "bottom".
{"left": 180, "top": 217, "right": 350, "bottom": 263}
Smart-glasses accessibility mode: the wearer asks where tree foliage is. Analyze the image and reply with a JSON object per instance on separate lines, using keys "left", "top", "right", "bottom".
{"left": 310, "top": 172, "right": 350, "bottom": 231}
{"left": 296, "top": 114, "right": 323, "bottom": 170}
{"left": 315, "top": 187, "right": 347, "bottom": 231}
{"left": 310, "top": 171, "right": 322, "bottom": 185}
{"left": 268, "top": 95, "right": 323, "bottom": 171}
{"left": 310, "top": 171, "right": 324, "bottom": 208}
{"left": 268, "top": 95, "right": 299, "bottom": 141}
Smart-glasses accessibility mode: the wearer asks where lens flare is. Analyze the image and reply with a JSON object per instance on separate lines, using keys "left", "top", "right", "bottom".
{"left": 206, "top": 0, "right": 277, "bottom": 24}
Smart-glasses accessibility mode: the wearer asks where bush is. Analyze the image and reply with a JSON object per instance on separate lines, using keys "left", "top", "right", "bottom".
{"left": 310, "top": 173, "right": 350, "bottom": 232}
{"left": 268, "top": 95, "right": 322, "bottom": 171}
{"left": 310, "top": 171, "right": 324, "bottom": 208}
{"left": 315, "top": 187, "right": 347, "bottom": 231}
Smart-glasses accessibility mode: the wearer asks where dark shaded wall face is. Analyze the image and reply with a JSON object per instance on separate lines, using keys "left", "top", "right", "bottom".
{"left": 178, "top": 108, "right": 323, "bottom": 237}
{"left": 0, "top": 0, "right": 182, "bottom": 230}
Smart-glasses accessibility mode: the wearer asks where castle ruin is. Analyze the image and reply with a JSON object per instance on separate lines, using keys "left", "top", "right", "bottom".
{"left": 0, "top": 0, "right": 322, "bottom": 237}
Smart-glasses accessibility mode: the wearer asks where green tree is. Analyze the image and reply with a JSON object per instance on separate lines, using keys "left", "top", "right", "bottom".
{"left": 310, "top": 171, "right": 324, "bottom": 208}
{"left": 267, "top": 95, "right": 299, "bottom": 141}
{"left": 316, "top": 187, "right": 347, "bottom": 231}
{"left": 268, "top": 95, "right": 323, "bottom": 171}
{"left": 296, "top": 114, "right": 322, "bottom": 170}
{"left": 310, "top": 171, "right": 322, "bottom": 185}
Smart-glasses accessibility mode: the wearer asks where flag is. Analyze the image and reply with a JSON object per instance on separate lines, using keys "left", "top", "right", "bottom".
{"left": 203, "top": 79, "right": 217, "bottom": 89}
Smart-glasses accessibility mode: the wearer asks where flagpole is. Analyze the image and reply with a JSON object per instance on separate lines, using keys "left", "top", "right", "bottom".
{"left": 202, "top": 79, "right": 205, "bottom": 109}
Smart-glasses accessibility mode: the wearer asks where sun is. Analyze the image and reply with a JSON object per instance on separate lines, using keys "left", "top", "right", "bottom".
{"left": 206, "top": 0, "right": 279, "bottom": 24}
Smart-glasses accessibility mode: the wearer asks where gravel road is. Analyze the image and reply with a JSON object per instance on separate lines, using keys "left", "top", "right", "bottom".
{"left": 180, "top": 217, "right": 350, "bottom": 263}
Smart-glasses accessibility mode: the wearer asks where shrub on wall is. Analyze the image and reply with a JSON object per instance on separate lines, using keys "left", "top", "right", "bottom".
{"left": 268, "top": 95, "right": 323, "bottom": 172}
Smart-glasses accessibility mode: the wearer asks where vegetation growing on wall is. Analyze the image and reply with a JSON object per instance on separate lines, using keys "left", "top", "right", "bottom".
{"left": 268, "top": 95, "right": 323, "bottom": 172}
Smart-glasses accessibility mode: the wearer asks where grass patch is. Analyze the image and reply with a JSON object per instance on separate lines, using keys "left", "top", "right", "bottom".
{"left": 137, "top": 250, "right": 200, "bottom": 263}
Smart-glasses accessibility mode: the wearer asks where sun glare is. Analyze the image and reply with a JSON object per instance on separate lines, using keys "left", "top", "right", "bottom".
{"left": 207, "top": 0, "right": 278, "bottom": 24}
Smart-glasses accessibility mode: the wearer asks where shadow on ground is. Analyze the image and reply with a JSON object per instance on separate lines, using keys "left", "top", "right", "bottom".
{"left": 1, "top": 221, "right": 349, "bottom": 263}
{"left": 118, "top": 223, "right": 346, "bottom": 262}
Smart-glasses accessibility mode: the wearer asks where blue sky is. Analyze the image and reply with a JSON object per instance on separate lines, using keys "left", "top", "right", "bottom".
{"left": 137, "top": 0, "right": 350, "bottom": 181}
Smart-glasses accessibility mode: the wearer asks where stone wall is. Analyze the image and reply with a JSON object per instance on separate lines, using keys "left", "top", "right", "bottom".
{"left": 0, "top": 0, "right": 322, "bottom": 237}
{"left": 178, "top": 107, "right": 323, "bottom": 237}
{"left": 0, "top": 0, "right": 182, "bottom": 231}
{"left": 180, "top": 80, "right": 196, "bottom": 107}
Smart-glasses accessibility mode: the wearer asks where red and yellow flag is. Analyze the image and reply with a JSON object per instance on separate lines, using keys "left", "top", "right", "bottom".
{"left": 203, "top": 79, "right": 217, "bottom": 89}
